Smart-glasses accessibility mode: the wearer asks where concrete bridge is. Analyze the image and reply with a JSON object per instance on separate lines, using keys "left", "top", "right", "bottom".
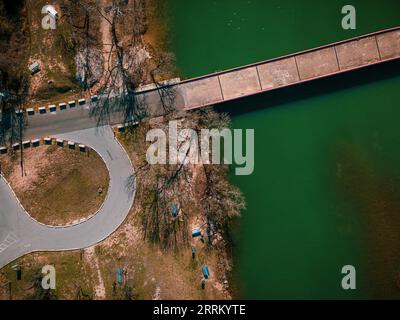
{"left": 23, "top": 26, "right": 400, "bottom": 139}
{"left": 157, "top": 26, "right": 400, "bottom": 112}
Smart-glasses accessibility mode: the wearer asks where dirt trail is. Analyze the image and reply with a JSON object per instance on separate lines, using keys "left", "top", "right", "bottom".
{"left": 84, "top": 246, "right": 106, "bottom": 299}
{"left": 91, "top": 0, "right": 113, "bottom": 95}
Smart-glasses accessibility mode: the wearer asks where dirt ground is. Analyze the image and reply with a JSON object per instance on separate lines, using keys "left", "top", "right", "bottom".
{"left": 84, "top": 129, "right": 232, "bottom": 300}
{"left": 0, "top": 251, "right": 93, "bottom": 300}
{"left": 0, "top": 130, "right": 233, "bottom": 300}
{"left": 0, "top": 144, "right": 109, "bottom": 226}
{"left": 25, "top": 0, "right": 81, "bottom": 105}
{"left": 0, "top": 1, "right": 234, "bottom": 300}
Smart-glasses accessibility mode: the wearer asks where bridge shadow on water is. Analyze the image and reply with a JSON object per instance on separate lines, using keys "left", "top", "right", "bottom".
{"left": 215, "top": 59, "right": 400, "bottom": 117}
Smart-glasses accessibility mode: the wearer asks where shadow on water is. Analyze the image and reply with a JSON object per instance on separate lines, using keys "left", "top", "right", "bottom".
{"left": 215, "top": 58, "right": 400, "bottom": 299}
{"left": 215, "top": 59, "right": 400, "bottom": 116}
{"left": 335, "top": 141, "right": 400, "bottom": 298}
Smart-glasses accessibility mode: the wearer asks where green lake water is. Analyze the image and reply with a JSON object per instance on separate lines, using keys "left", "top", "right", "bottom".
{"left": 166, "top": 0, "right": 400, "bottom": 299}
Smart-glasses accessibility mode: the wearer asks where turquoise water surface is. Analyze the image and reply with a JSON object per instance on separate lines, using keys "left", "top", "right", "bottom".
{"left": 167, "top": 0, "right": 400, "bottom": 299}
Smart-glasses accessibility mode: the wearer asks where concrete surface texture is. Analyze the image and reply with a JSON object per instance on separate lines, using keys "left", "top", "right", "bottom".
{"left": 177, "top": 27, "right": 400, "bottom": 110}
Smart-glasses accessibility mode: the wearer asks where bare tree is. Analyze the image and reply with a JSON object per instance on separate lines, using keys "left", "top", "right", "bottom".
{"left": 0, "top": 0, "right": 28, "bottom": 148}
{"left": 184, "top": 108, "right": 245, "bottom": 244}
{"left": 84, "top": 1, "right": 146, "bottom": 128}
{"left": 123, "top": 108, "right": 245, "bottom": 250}
{"left": 61, "top": 0, "right": 103, "bottom": 91}
{"left": 59, "top": 0, "right": 175, "bottom": 128}
{"left": 60, "top": 1, "right": 244, "bottom": 251}
{"left": 149, "top": 51, "right": 177, "bottom": 114}
{"left": 27, "top": 270, "right": 58, "bottom": 300}
{"left": 0, "top": 71, "right": 27, "bottom": 150}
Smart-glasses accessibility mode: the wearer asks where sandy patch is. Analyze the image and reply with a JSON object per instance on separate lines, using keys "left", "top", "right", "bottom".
{"left": 84, "top": 246, "right": 106, "bottom": 299}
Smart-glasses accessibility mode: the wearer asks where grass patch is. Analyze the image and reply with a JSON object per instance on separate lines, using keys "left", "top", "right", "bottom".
{"left": 25, "top": 0, "right": 80, "bottom": 103}
{"left": 0, "top": 251, "right": 92, "bottom": 300}
{"left": 0, "top": 145, "right": 109, "bottom": 226}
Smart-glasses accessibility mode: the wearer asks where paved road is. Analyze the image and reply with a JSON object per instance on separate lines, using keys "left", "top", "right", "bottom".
{"left": 24, "top": 100, "right": 123, "bottom": 140}
{"left": 24, "top": 88, "right": 182, "bottom": 140}
{"left": 0, "top": 126, "right": 135, "bottom": 269}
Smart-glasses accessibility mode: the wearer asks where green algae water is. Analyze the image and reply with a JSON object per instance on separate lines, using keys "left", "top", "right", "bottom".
{"left": 166, "top": 0, "right": 400, "bottom": 298}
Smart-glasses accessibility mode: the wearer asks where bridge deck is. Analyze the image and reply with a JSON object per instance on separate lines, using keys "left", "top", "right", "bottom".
{"left": 171, "top": 26, "right": 400, "bottom": 111}
{"left": 23, "top": 26, "right": 400, "bottom": 137}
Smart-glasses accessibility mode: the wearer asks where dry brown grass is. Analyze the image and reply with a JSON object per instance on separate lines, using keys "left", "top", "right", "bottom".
{"left": 25, "top": 0, "right": 80, "bottom": 104}
{"left": 0, "top": 144, "right": 109, "bottom": 226}
{"left": 0, "top": 251, "right": 93, "bottom": 300}
{"left": 0, "top": 128, "right": 232, "bottom": 300}
{"left": 86, "top": 128, "right": 231, "bottom": 300}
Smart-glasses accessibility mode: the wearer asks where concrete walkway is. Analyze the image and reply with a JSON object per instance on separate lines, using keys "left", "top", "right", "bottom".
{"left": 0, "top": 126, "right": 135, "bottom": 269}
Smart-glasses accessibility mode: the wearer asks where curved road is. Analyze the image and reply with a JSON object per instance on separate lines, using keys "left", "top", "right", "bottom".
{"left": 0, "top": 126, "right": 135, "bottom": 269}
